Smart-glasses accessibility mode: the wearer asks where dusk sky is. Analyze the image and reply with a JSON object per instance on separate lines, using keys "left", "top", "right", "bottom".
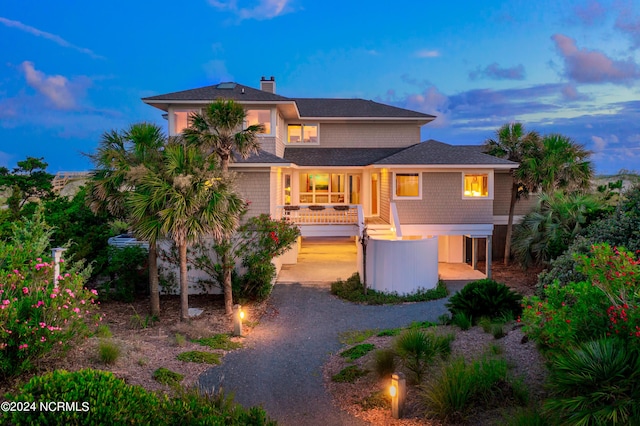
{"left": 1, "top": 0, "right": 639, "bottom": 174}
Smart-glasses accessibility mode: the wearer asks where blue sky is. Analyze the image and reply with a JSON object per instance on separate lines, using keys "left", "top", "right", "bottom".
{"left": 1, "top": 0, "right": 639, "bottom": 174}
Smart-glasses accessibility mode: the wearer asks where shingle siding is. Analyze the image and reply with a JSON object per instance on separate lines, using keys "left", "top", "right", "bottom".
{"left": 236, "top": 171, "right": 271, "bottom": 217}
{"left": 493, "top": 173, "right": 538, "bottom": 216}
{"left": 395, "top": 172, "right": 493, "bottom": 224}
{"left": 380, "top": 169, "right": 390, "bottom": 222}
{"left": 318, "top": 123, "right": 420, "bottom": 148}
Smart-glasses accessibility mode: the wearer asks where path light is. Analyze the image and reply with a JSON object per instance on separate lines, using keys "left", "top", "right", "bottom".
{"left": 390, "top": 372, "right": 406, "bottom": 419}
{"left": 51, "top": 247, "right": 67, "bottom": 287}
{"left": 233, "top": 304, "right": 244, "bottom": 336}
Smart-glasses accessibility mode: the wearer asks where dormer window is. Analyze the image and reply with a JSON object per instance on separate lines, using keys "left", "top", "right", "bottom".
{"left": 287, "top": 124, "right": 318, "bottom": 144}
{"left": 245, "top": 109, "right": 272, "bottom": 135}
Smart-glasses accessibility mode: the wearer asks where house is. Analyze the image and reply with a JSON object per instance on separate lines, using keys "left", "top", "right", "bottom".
{"left": 142, "top": 77, "right": 534, "bottom": 284}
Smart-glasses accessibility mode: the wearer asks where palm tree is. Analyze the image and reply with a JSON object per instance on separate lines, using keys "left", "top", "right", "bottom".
{"left": 183, "top": 99, "right": 263, "bottom": 315}
{"left": 484, "top": 123, "right": 541, "bottom": 265}
{"left": 523, "top": 134, "right": 593, "bottom": 193}
{"left": 128, "top": 138, "right": 245, "bottom": 321}
{"left": 86, "top": 123, "right": 165, "bottom": 317}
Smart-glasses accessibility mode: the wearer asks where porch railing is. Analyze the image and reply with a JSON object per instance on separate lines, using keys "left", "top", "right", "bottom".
{"left": 275, "top": 204, "right": 360, "bottom": 225}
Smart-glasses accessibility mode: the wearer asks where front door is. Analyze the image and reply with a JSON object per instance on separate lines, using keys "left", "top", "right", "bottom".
{"left": 348, "top": 174, "right": 361, "bottom": 204}
{"left": 371, "top": 173, "right": 379, "bottom": 216}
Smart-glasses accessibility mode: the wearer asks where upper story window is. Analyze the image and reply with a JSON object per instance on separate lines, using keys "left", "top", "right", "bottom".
{"left": 393, "top": 172, "right": 421, "bottom": 199}
{"left": 463, "top": 173, "right": 490, "bottom": 198}
{"left": 172, "top": 109, "right": 200, "bottom": 135}
{"left": 245, "top": 109, "right": 272, "bottom": 134}
{"left": 288, "top": 124, "right": 318, "bottom": 144}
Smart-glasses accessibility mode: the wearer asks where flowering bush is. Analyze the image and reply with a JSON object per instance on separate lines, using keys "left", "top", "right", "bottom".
{"left": 522, "top": 243, "right": 640, "bottom": 352}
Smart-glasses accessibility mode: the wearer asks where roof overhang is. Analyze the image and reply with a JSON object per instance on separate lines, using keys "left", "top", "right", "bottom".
{"left": 371, "top": 164, "right": 518, "bottom": 170}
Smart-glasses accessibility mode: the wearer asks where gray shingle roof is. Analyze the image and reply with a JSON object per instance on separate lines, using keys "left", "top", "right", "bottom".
{"left": 232, "top": 150, "right": 291, "bottom": 164}
{"left": 293, "top": 98, "right": 435, "bottom": 119}
{"left": 283, "top": 147, "right": 406, "bottom": 166}
{"left": 374, "top": 140, "right": 518, "bottom": 166}
{"left": 142, "top": 83, "right": 292, "bottom": 103}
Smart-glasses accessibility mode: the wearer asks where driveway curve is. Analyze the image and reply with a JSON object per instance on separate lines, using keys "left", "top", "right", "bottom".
{"left": 199, "top": 281, "right": 468, "bottom": 425}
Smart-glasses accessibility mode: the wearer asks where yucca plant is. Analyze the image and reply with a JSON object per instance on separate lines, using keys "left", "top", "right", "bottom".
{"left": 394, "top": 329, "right": 453, "bottom": 384}
{"left": 544, "top": 338, "right": 640, "bottom": 425}
{"left": 446, "top": 279, "right": 522, "bottom": 325}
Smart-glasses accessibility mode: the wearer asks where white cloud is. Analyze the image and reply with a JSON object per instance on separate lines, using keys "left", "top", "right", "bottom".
{"left": 208, "top": 0, "right": 294, "bottom": 21}
{"left": 0, "top": 16, "right": 103, "bottom": 59}
{"left": 591, "top": 135, "right": 607, "bottom": 151}
{"left": 19, "top": 61, "right": 91, "bottom": 110}
{"left": 203, "top": 60, "right": 233, "bottom": 82}
{"left": 415, "top": 49, "right": 440, "bottom": 58}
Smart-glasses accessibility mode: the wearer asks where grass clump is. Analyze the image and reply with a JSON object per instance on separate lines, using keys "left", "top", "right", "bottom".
{"left": 339, "top": 329, "right": 377, "bottom": 345}
{"left": 98, "top": 340, "right": 120, "bottom": 365}
{"left": 331, "top": 273, "right": 448, "bottom": 304}
{"left": 423, "top": 355, "right": 527, "bottom": 423}
{"left": 451, "top": 312, "right": 472, "bottom": 330}
{"left": 377, "top": 328, "right": 401, "bottom": 337}
{"left": 153, "top": 367, "right": 184, "bottom": 387}
{"left": 177, "top": 351, "right": 221, "bottom": 365}
{"left": 193, "top": 334, "right": 242, "bottom": 351}
{"left": 331, "top": 365, "right": 369, "bottom": 383}
{"left": 174, "top": 333, "right": 187, "bottom": 347}
{"left": 340, "top": 343, "right": 375, "bottom": 361}
{"left": 95, "top": 324, "right": 112, "bottom": 338}
{"left": 359, "top": 390, "right": 391, "bottom": 410}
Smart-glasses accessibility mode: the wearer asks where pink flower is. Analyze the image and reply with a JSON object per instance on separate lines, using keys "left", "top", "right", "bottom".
{"left": 50, "top": 293, "right": 57, "bottom": 299}
{"left": 2, "top": 300, "right": 9, "bottom": 305}
{"left": 90, "top": 289, "right": 98, "bottom": 296}
{"left": 18, "top": 344, "right": 28, "bottom": 350}
{"left": 73, "top": 307, "right": 80, "bottom": 314}
{"left": 22, "top": 287, "right": 29, "bottom": 294}
{"left": 40, "top": 336, "right": 46, "bottom": 342}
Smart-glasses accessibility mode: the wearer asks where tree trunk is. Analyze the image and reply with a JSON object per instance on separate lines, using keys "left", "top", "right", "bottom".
{"left": 179, "top": 243, "right": 189, "bottom": 322}
{"left": 222, "top": 252, "right": 233, "bottom": 316}
{"left": 148, "top": 241, "right": 160, "bottom": 317}
{"left": 504, "top": 181, "right": 518, "bottom": 266}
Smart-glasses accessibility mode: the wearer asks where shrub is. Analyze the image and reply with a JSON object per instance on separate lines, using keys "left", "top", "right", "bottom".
{"left": 153, "top": 367, "right": 184, "bottom": 387}
{"left": 451, "top": 312, "right": 472, "bottom": 330}
{"left": 331, "top": 365, "right": 369, "bottom": 383}
{"left": 340, "top": 343, "right": 375, "bottom": 361}
{"left": 95, "top": 324, "right": 112, "bottom": 338}
{"left": 99, "top": 245, "right": 148, "bottom": 302}
{"left": 0, "top": 225, "right": 99, "bottom": 378}
{"left": 543, "top": 338, "right": 640, "bottom": 425}
{"left": 5, "top": 369, "right": 276, "bottom": 425}
{"left": 176, "top": 351, "right": 221, "bottom": 364}
{"left": 331, "top": 273, "right": 448, "bottom": 305}
{"left": 372, "top": 348, "right": 397, "bottom": 379}
{"left": 395, "top": 329, "right": 452, "bottom": 384}
{"left": 98, "top": 340, "right": 120, "bottom": 364}
{"left": 446, "top": 279, "right": 522, "bottom": 325}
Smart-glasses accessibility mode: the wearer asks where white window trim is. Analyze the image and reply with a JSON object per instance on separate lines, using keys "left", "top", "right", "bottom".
{"left": 461, "top": 171, "right": 494, "bottom": 200}
{"left": 245, "top": 108, "right": 275, "bottom": 136}
{"left": 286, "top": 123, "right": 320, "bottom": 145}
{"left": 392, "top": 171, "right": 422, "bottom": 200}
{"left": 169, "top": 108, "right": 201, "bottom": 136}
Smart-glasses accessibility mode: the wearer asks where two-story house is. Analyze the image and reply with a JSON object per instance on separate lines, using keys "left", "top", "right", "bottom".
{"left": 143, "top": 77, "right": 529, "bottom": 282}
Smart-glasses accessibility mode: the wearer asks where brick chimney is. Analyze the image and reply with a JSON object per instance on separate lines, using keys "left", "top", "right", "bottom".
{"left": 260, "top": 76, "right": 276, "bottom": 93}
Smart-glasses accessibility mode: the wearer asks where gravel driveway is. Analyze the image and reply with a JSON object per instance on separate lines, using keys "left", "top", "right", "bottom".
{"left": 199, "top": 281, "right": 467, "bottom": 426}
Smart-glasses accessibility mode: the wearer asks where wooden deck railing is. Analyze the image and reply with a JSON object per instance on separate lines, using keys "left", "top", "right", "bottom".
{"left": 275, "top": 204, "right": 360, "bottom": 225}
{"left": 51, "top": 171, "right": 93, "bottom": 192}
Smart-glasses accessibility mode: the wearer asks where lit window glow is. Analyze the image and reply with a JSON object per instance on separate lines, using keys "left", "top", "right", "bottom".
{"left": 173, "top": 110, "right": 199, "bottom": 134}
{"left": 463, "top": 174, "right": 488, "bottom": 197}
{"left": 245, "top": 109, "right": 271, "bottom": 134}
{"left": 395, "top": 173, "right": 420, "bottom": 198}
{"left": 288, "top": 124, "right": 318, "bottom": 143}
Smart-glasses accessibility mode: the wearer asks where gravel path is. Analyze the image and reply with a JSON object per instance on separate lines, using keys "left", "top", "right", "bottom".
{"left": 199, "top": 281, "right": 468, "bottom": 426}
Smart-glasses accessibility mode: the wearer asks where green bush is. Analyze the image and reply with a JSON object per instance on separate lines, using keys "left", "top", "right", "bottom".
{"left": 445, "top": 279, "right": 522, "bottom": 325}
{"left": 372, "top": 348, "right": 397, "bottom": 379}
{"left": 331, "top": 273, "right": 448, "bottom": 305}
{"left": 331, "top": 365, "right": 369, "bottom": 383}
{"left": 340, "top": 343, "right": 375, "bottom": 361}
{"left": 543, "top": 338, "right": 640, "bottom": 425}
{"left": 100, "top": 245, "right": 149, "bottom": 302}
{"left": 395, "top": 329, "right": 452, "bottom": 384}
{"left": 5, "top": 369, "right": 276, "bottom": 425}
{"left": 451, "top": 312, "right": 472, "bottom": 330}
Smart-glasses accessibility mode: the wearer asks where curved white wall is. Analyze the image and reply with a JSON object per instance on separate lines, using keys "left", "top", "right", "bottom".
{"left": 364, "top": 236, "right": 439, "bottom": 295}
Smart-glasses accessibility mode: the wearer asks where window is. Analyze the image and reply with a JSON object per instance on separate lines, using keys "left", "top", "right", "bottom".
{"left": 172, "top": 109, "right": 200, "bottom": 135}
{"left": 463, "top": 174, "right": 489, "bottom": 198}
{"left": 299, "top": 173, "right": 345, "bottom": 204}
{"left": 245, "top": 109, "right": 272, "bottom": 134}
{"left": 287, "top": 124, "right": 318, "bottom": 144}
{"left": 394, "top": 173, "right": 421, "bottom": 199}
